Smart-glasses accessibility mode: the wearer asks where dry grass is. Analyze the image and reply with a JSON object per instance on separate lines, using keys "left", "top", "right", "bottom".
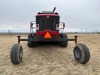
{"left": 0, "top": 34, "right": 100, "bottom": 75}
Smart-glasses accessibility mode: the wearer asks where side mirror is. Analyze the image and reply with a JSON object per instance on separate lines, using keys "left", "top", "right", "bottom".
{"left": 30, "top": 23, "right": 33, "bottom": 28}
{"left": 31, "top": 23, "right": 33, "bottom": 25}
{"left": 63, "top": 23, "right": 65, "bottom": 28}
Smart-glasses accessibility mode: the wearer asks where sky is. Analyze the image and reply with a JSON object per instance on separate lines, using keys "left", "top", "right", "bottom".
{"left": 0, "top": 0, "right": 100, "bottom": 32}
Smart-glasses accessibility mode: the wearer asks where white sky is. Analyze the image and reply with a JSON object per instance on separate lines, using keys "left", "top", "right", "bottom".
{"left": 0, "top": 0, "right": 100, "bottom": 32}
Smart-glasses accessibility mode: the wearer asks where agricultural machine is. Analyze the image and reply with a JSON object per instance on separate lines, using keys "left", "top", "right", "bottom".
{"left": 10, "top": 7, "right": 90, "bottom": 65}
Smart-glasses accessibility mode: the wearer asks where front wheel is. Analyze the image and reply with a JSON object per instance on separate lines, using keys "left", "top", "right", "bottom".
{"left": 28, "top": 42, "right": 37, "bottom": 47}
{"left": 59, "top": 33, "right": 68, "bottom": 47}
{"left": 73, "top": 43, "right": 90, "bottom": 64}
{"left": 27, "top": 34, "right": 37, "bottom": 47}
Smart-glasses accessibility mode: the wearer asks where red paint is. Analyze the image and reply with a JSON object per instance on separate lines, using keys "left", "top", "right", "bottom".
{"left": 36, "top": 30, "right": 59, "bottom": 36}
{"left": 36, "top": 14, "right": 59, "bottom": 17}
{"left": 36, "top": 24, "right": 38, "bottom": 27}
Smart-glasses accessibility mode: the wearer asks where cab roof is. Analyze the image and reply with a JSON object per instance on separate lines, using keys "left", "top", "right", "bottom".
{"left": 36, "top": 11, "right": 59, "bottom": 17}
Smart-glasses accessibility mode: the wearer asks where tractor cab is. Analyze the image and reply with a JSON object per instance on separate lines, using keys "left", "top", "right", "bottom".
{"left": 36, "top": 12, "right": 59, "bottom": 31}
{"left": 30, "top": 7, "right": 65, "bottom": 39}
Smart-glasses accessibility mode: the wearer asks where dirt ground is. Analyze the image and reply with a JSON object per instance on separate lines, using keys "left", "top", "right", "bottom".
{"left": 0, "top": 34, "right": 100, "bottom": 75}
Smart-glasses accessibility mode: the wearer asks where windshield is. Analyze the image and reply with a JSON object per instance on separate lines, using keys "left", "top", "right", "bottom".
{"left": 36, "top": 16, "right": 59, "bottom": 31}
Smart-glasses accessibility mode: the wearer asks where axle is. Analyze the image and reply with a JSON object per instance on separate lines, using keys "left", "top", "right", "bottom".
{"left": 17, "top": 35, "right": 78, "bottom": 44}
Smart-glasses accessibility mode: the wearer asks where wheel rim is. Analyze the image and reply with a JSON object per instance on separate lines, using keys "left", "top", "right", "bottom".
{"left": 74, "top": 48, "right": 81, "bottom": 59}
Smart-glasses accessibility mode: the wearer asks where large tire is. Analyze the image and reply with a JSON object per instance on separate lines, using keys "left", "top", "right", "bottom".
{"left": 59, "top": 33, "right": 68, "bottom": 47}
{"left": 73, "top": 43, "right": 90, "bottom": 64}
{"left": 10, "top": 44, "right": 23, "bottom": 65}
{"left": 28, "top": 42, "right": 37, "bottom": 47}
{"left": 27, "top": 34, "right": 37, "bottom": 47}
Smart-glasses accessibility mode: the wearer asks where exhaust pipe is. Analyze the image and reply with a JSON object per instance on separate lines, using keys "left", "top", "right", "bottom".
{"left": 53, "top": 7, "right": 56, "bottom": 13}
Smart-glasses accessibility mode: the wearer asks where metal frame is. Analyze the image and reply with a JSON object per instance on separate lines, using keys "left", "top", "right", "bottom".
{"left": 17, "top": 11, "right": 79, "bottom": 45}
{"left": 17, "top": 35, "right": 78, "bottom": 45}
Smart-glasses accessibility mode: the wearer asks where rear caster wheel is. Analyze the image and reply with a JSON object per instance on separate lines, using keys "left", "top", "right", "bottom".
{"left": 10, "top": 44, "right": 23, "bottom": 65}
{"left": 73, "top": 43, "right": 90, "bottom": 64}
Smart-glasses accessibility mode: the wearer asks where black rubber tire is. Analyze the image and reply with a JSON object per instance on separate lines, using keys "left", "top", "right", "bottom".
{"left": 27, "top": 34, "right": 37, "bottom": 47}
{"left": 28, "top": 42, "right": 37, "bottom": 47}
{"left": 59, "top": 33, "right": 68, "bottom": 47}
{"left": 73, "top": 43, "right": 90, "bottom": 64}
{"left": 10, "top": 44, "right": 23, "bottom": 65}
